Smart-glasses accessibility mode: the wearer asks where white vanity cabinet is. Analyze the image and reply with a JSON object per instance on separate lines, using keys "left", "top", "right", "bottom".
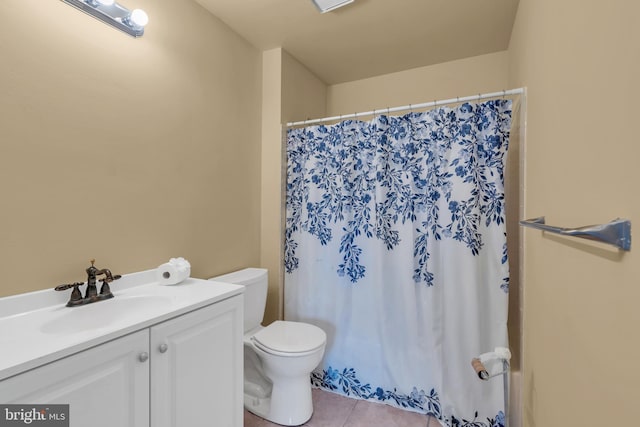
{"left": 0, "top": 329, "right": 150, "bottom": 426}
{"left": 0, "top": 295, "right": 243, "bottom": 427}
{"left": 151, "top": 295, "right": 243, "bottom": 427}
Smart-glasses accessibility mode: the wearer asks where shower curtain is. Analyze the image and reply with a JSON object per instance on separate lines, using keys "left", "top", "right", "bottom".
{"left": 285, "top": 99, "right": 512, "bottom": 427}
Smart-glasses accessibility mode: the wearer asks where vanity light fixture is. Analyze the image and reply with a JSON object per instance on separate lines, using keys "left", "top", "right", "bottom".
{"left": 61, "top": 0, "right": 149, "bottom": 37}
{"left": 311, "top": 0, "right": 354, "bottom": 13}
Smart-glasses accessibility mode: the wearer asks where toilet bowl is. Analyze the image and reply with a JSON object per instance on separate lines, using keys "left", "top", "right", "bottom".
{"left": 209, "top": 268, "right": 326, "bottom": 426}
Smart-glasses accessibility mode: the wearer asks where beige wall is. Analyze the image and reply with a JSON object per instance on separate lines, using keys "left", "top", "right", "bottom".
{"left": 327, "top": 51, "right": 509, "bottom": 116}
{"left": 261, "top": 47, "right": 284, "bottom": 324}
{"left": 282, "top": 51, "right": 327, "bottom": 124}
{"left": 260, "top": 49, "right": 326, "bottom": 324}
{"left": 509, "top": 1, "right": 640, "bottom": 426}
{"left": 0, "top": 0, "right": 262, "bottom": 296}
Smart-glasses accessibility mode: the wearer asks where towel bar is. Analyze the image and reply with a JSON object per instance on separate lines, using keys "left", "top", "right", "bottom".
{"left": 519, "top": 217, "right": 631, "bottom": 251}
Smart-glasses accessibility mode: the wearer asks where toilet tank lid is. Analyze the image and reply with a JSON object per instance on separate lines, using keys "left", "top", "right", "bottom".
{"left": 208, "top": 268, "right": 267, "bottom": 285}
{"left": 252, "top": 320, "right": 326, "bottom": 354}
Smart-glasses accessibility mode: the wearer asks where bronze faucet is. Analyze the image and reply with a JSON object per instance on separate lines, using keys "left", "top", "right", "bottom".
{"left": 55, "top": 259, "right": 121, "bottom": 307}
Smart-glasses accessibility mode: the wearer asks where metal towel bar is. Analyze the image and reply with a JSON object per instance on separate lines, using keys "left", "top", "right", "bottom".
{"left": 519, "top": 217, "right": 631, "bottom": 251}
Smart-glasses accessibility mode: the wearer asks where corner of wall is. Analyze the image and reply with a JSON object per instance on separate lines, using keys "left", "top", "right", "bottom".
{"left": 260, "top": 47, "right": 284, "bottom": 324}
{"left": 260, "top": 47, "right": 328, "bottom": 324}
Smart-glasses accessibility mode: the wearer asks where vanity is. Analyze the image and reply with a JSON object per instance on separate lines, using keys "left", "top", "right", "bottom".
{"left": 0, "top": 269, "right": 244, "bottom": 427}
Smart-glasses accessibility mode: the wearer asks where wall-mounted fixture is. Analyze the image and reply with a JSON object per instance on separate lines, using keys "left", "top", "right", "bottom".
{"left": 520, "top": 216, "right": 631, "bottom": 251}
{"left": 61, "top": 0, "right": 148, "bottom": 37}
{"left": 311, "top": 0, "right": 354, "bottom": 13}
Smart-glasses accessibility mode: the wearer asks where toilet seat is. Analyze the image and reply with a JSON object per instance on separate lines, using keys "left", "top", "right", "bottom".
{"left": 251, "top": 320, "right": 326, "bottom": 357}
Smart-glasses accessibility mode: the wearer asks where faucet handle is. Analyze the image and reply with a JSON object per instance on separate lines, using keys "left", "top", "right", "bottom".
{"left": 98, "top": 274, "right": 120, "bottom": 298}
{"left": 55, "top": 282, "right": 84, "bottom": 291}
{"left": 55, "top": 282, "right": 84, "bottom": 305}
{"left": 100, "top": 274, "right": 122, "bottom": 284}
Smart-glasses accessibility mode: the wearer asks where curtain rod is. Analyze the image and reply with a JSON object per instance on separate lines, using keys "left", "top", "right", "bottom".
{"left": 286, "top": 87, "right": 525, "bottom": 127}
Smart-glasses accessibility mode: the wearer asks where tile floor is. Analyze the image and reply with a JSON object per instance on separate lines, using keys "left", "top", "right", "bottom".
{"left": 244, "top": 388, "right": 439, "bottom": 427}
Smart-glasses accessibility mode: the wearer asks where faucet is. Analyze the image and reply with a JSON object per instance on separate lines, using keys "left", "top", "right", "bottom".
{"left": 55, "top": 259, "right": 121, "bottom": 307}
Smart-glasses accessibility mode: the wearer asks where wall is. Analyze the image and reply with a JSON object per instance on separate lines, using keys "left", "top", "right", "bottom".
{"left": 0, "top": 0, "right": 262, "bottom": 295}
{"left": 327, "top": 51, "right": 509, "bottom": 115}
{"left": 282, "top": 51, "right": 327, "bottom": 124}
{"left": 260, "top": 48, "right": 326, "bottom": 324}
{"left": 508, "top": 1, "right": 640, "bottom": 426}
{"left": 260, "top": 48, "right": 284, "bottom": 325}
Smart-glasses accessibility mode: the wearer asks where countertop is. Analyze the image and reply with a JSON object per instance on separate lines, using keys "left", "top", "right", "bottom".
{"left": 0, "top": 269, "right": 243, "bottom": 381}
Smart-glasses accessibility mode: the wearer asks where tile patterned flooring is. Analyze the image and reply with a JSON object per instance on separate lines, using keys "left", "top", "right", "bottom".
{"left": 244, "top": 388, "right": 439, "bottom": 427}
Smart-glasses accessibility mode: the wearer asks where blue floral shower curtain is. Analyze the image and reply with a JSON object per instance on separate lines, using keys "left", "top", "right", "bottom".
{"left": 285, "top": 100, "right": 513, "bottom": 427}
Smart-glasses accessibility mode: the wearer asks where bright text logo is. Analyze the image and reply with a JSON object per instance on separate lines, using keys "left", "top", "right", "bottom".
{"left": 0, "top": 405, "right": 68, "bottom": 427}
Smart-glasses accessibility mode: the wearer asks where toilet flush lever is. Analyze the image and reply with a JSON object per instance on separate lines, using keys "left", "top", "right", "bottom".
{"left": 158, "top": 343, "right": 168, "bottom": 353}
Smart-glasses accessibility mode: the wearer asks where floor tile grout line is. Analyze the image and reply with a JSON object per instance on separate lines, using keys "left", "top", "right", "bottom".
{"left": 340, "top": 398, "right": 359, "bottom": 427}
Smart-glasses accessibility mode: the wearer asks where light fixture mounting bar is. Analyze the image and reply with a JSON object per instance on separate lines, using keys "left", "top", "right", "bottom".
{"left": 311, "top": 0, "right": 354, "bottom": 13}
{"left": 61, "top": 0, "right": 144, "bottom": 37}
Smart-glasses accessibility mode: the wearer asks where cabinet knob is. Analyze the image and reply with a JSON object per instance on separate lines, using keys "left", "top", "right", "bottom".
{"left": 158, "top": 343, "right": 168, "bottom": 353}
{"left": 138, "top": 352, "right": 149, "bottom": 362}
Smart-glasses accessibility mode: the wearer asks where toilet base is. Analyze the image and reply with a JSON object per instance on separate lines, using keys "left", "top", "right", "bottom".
{"left": 244, "top": 378, "right": 313, "bottom": 426}
{"left": 244, "top": 393, "right": 272, "bottom": 421}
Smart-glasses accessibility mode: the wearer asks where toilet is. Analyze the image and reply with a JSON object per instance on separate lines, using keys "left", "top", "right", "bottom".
{"left": 209, "top": 268, "right": 326, "bottom": 426}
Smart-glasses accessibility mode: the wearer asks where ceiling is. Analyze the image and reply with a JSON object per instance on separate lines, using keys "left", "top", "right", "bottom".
{"left": 193, "top": 0, "right": 520, "bottom": 85}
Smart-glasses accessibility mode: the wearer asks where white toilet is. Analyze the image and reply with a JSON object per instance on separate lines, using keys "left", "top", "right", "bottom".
{"left": 209, "top": 268, "right": 326, "bottom": 426}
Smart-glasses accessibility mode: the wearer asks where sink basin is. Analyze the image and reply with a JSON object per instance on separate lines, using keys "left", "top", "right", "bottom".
{"left": 40, "top": 295, "right": 173, "bottom": 335}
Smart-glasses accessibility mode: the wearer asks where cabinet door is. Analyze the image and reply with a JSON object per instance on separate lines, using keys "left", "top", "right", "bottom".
{"left": 0, "top": 330, "right": 150, "bottom": 427}
{"left": 151, "top": 296, "right": 243, "bottom": 427}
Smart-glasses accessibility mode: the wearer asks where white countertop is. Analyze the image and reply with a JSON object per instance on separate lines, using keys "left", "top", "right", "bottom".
{"left": 0, "top": 269, "right": 243, "bottom": 381}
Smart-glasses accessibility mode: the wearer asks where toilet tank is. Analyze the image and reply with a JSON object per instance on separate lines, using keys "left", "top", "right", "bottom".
{"left": 208, "top": 268, "right": 268, "bottom": 333}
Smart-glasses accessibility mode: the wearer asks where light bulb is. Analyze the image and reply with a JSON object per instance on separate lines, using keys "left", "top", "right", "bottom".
{"left": 96, "top": 0, "right": 115, "bottom": 5}
{"left": 129, "top": 9, "right": 149, "bottom": 27}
